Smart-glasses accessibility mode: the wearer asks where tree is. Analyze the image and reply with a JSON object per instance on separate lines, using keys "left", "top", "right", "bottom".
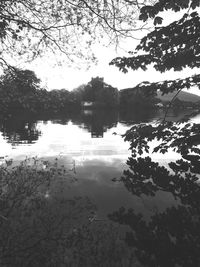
{"left": 110, "top": 1, "right": 200, "bottom": 92}
{"left": 83, "top": 77, "right": 104, "bottom": 102}
{"left": 108, "top": 2, "right": 200, "bottom": 265}
{"left": 0, "top": 0, "right": 148, "bottom": 68}
{"left": 110, "top": 0, "right": 200, "bottom": 155}
{"left": 0, "top": 67, "right": 41, "bottom": 93}
{"left": 81, "top": 77, "right": 119, "bottom": 107}
{"left": 119, "top": 84, "right": 158, "bottom": 109}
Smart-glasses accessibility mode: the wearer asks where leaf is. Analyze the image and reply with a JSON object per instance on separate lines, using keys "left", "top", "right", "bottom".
{"left": 139, "top": 13, "right": 148, "bottom": 22}
{"left": 154, "top": 16, "right": 163, "bottom": 25}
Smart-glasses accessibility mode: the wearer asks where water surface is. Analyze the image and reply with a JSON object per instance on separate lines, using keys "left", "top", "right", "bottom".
{"left": 1, "top": 108, "right": 200, "bottom": 266}
{"left": 0, "top": 108, "right": 192, "bottom": 218}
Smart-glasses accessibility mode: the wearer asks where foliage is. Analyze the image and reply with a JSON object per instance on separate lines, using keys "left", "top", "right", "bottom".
{"left": 119, "top": 85, "right": 158, "bottom": 109}
{"left": 139, "top": 0, "right": 200, "bottom": 22}
{"left": 110, "top": 1, "right": 200, "bottom": 94}
{"left": 110, "top": 0, "right": 200, "bottom": 156}
{"left": 0, "top": 67, "right": 161, "bottom": 116}
{"left": 111, "top": 11, "right": 200, "bottom": 73}
{"left": 123, "top": 121, "right": 200, "bottom": 156}
{"left": 0, "top": 68, "right": 40, "bottom": 114}
{"left": 109, "top": 152, "right": 200, "bottom": 266}
{"left": 0, "top": 158, "right": 82, "bottom": 266}
{"left": 72, "top": 77, "right": 119, "bottom": 107}
{"left": 83, "top": 77, "right": 104, "bottom": 102}
{"left": 109, "top": 2, "right": 200, "bottom": 266}
{"left": 0, "top": 0, "right": 148, "bottom": 67}
{"left": 0, "top": 67, "right": 40, "bottom": 93}
{"left": 84, "top": 77, "right": 119, "bottom": 107}
{"left": 0, "top": 158, "right": 138, "bottom": 267}
{"left": 70, "top": 84, "right": 86, "bottom": 104}
{"left": 0, "top": 67, "right": 79, "bottom": 116}
{"left": 65, "top": 221, "right": 139, "bottom": 267}
{"left": 0, "top": 69, "right": 122, "bottom": 116}
{"left": 109, "top": 206, "right": 200, "bottom": 267}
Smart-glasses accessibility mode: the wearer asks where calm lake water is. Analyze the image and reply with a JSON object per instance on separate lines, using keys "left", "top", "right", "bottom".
{"left": 1, "top": 107, "right": 200, "bottom": 266}
{"left": 0, "top": 108, "right": 196, "bottom": 218}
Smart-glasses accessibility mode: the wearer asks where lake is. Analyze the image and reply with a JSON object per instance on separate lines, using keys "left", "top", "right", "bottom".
{"left": 0, "top": 108, "right": 195, "bottom": 217}
{"left": 1, "top": 107, "right": 200, "bottom": 266}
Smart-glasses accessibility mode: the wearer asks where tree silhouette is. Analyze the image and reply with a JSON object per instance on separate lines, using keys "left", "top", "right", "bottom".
{"left": 110, "top": 0, "right": 200, "bottom": 92}
{"left": 0, "top": 68, "right": 40, "bottom": 93}
{"left": 110, "top": 0, "right": 200, "bottom": 161}
{"left": 109, "top": 2, "right": 200, "bottom": 266}
{"left": 82, "top": 77, "right": 119, "bottom": 107}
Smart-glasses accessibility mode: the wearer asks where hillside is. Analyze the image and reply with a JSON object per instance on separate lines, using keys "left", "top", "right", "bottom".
{"left": 156, "top": 90, "right": 200, "bottom": 103}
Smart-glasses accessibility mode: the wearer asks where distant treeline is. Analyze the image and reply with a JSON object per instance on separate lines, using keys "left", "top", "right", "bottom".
{"left": 0, "top": 68, "right": 80, "bottom": 117}
{"left": 0, "top": 68, "right": 159, "bottom": 118}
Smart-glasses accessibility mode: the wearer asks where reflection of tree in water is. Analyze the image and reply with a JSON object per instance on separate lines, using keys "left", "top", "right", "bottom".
{"left": 0, "top": 108, "right": 179, "bottom": 144}
{"left": 0, "top": 118, "right": 41, "bottom": 145}
{"left": 71, "top": 109, "right": 118, "bottom": 138}
{"left": 109, "top": 156, "right": 200, "bottom": 267}
{"left": 119, "top": 107, "right": 192, "bottom": 126}
{"left": 119, "top": 107, "right": 160, "bottom": 126}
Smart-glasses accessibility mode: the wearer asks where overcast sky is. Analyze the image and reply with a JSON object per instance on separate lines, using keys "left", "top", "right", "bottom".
{"left": 30, "top": 45, "right": 200, "bottom": 96}
{"left": 28, "top": 9, "right": 200, "bottom": 96}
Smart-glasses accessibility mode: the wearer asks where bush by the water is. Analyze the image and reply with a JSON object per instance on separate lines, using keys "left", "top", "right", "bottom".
{"left": 0, "top": 158, "right": 138, "bottom": 267}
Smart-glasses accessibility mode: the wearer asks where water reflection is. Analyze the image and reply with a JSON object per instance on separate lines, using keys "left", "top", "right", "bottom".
{"left": 2, "top": 145, "right": 200, "bottom": 266}
{"left": 67, "top": 109, "right": 118, "bottom": 138}
{"left": 0, "top": 117, "right": 41, "bottom": 146}
{"left": 119, "top": 107, "right": 161, "bottom": 126}
{"left": 1, "top": 108, "right": 200, "bottom": 266}
{"left": 0, "top": 108, "right": 192, "bottom": 146}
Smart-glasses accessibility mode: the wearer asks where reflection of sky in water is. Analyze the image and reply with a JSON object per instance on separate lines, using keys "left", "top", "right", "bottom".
{"left": 1, "top": 113, "right": 199, "bottom": 219}
{"left": 47, "top": 156, "right": 178, "bottom": 220}
{"left": 0, "top": 121, "right": 130, "bottom": 161}
{"left": 1, "top": 111, "right": 200, "bottom": 267}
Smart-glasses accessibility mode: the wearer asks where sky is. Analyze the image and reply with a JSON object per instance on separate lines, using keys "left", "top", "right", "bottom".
{"left": 28, "top": 9, "right": 200, "bottom": 96}
{"left": 31, "top": 45, "right": 200, "bottom": 96}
